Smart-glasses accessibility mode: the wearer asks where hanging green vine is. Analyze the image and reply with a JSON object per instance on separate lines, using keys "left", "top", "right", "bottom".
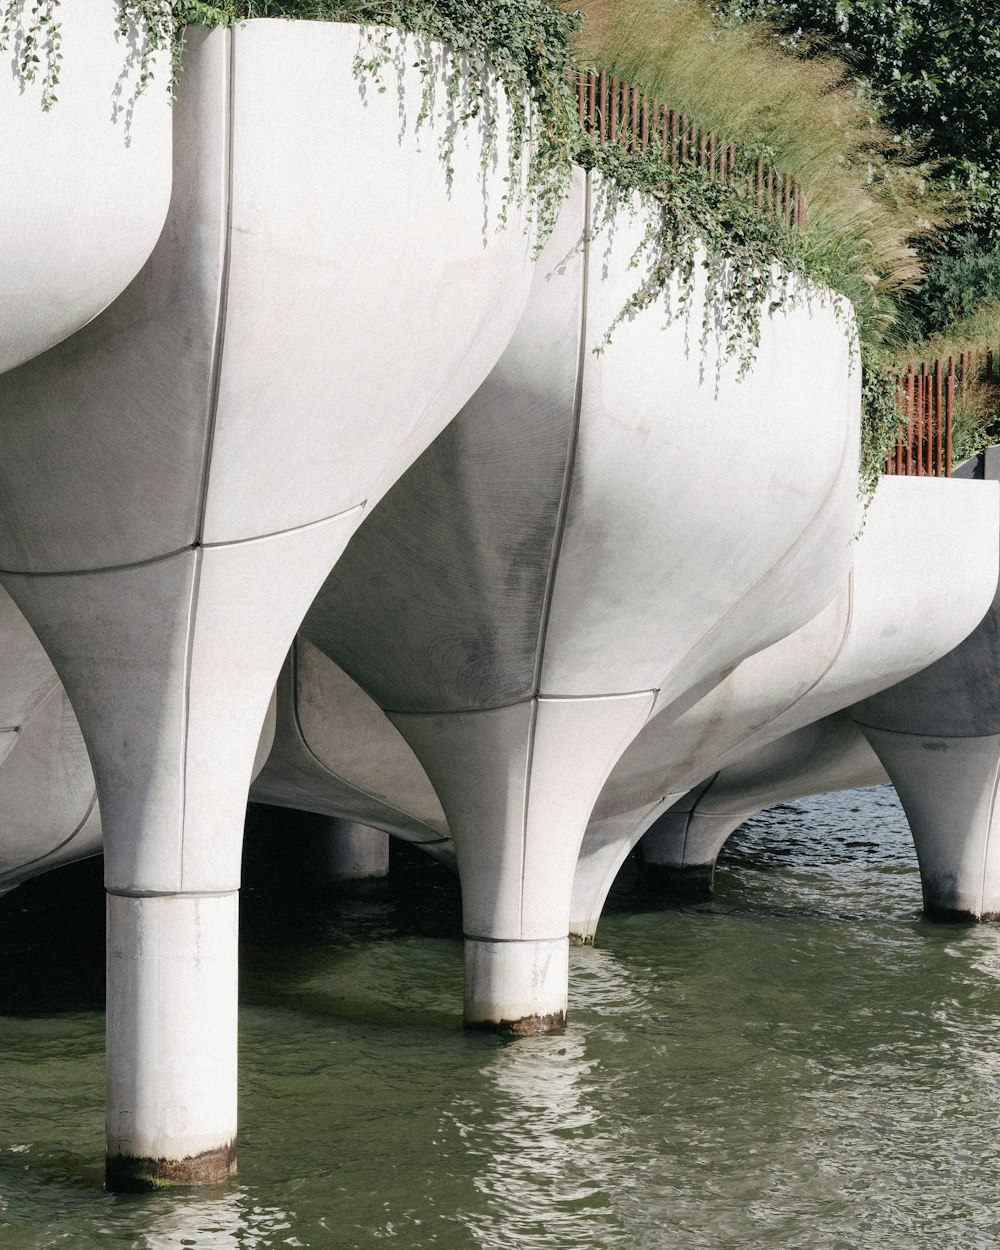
{"left": 0, "top": 0, "right": 63, "bottom": 105}
{"left": 583, "top": 139, "right": 806, "bottom": 374}
{"left": 4, "top": 0, "right": 899, "bottom": 495}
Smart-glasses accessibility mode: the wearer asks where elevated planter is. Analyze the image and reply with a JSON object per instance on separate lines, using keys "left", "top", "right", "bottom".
{"left": 0, "top": 18, "right": 537, "bottom": 1188}
{"left": 304, "top": 167, "right": 861, "bottom": 1034}
{"left": 0, "top": 1, "right": 171, "bottom": 373}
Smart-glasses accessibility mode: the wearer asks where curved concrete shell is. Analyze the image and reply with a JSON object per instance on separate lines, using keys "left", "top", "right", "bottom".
{"left": 0, "top": 588, "right": 101, "bottom": 892}
{"left": 0, "top": 19, "right": 536, "bottom": 1186}
{"left": 635, "top": 711, "right": 889, "bottom": 899}
{"left": 304, "top": 168, "right": 861, "bottom": 1031}
{"left": 0, "top": 1, "right": 171, "bottom": 373}
{"left": 852, "top": 456, "right": 1000, "bottom": 920}
{"left": 251, "top": 638, "right": 452, "bottom": 860}
{"left": 568, "top": 475, "right": 999, "bottom": 939}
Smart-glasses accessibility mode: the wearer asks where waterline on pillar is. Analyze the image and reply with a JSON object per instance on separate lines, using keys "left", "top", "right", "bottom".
{"left": 463, "top": 936, "right": 569, "bottom": 1036}
{"left": 105, "top": 891, "right": 239, "bottom": 1192}
{"left": 105, "top": 1139, "right": 237, "bottom": 1193}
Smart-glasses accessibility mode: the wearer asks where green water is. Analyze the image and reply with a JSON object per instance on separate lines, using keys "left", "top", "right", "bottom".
{"left": 3, "top": 787, "right": 1000, "bottom": 1249}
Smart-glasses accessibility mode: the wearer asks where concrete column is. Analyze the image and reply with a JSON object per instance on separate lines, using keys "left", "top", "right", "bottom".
{"left": 0, "top": 17, "right": 537, "bottom": 1187}
{"left": 392, "top": 694, "right": 653, "bottom": 1034}
{"left": 857, "top": 726, "right": 1000, "bottom": 920}
{"left": 640, "top": 799, "right": 726, "bottom": 901}
{"left": 320, "top": 819, "right": 390, "bottom": 881}
{"left": 105, "top": 892, "right": 238, "bottom": 1190}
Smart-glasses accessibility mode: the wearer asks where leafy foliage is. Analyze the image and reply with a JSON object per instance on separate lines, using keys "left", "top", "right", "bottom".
{"left": 7, "top": 0, "right": 922, "bottom": 489}
{"left": 907, "top": 238, "right": 1000, "bottom": 339}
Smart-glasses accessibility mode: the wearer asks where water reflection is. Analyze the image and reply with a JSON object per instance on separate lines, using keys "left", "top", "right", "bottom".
{"left": 140, "top": 1188, "right": 295, "bottom": 1250}
{"left": 452, "top": 1028, "right": 629, "bottom": 1250}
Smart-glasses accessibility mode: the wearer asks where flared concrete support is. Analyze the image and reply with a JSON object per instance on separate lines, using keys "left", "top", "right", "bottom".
{"left": 640, "top": 712, "right": 889, "bottom": 892}
{"left": 857, "top": 726, "right": 1000, "bottom": 920}
{"left": 568, "top": 475, "right": 999, "bottom": 941}
{"left": 850, "top": 450, "right": 1000, "bottom": 921}
{"left": 0, "top": 17, "right": 537, "bottom": 1182}
{"left": 320, "top": 820, "right": 390, "bottom": 882}
{"left": 2, "top": 517, "right": 358, "bottom": 898}
{"left": 392, "top": 693, "right": 654, "bottom": 1031}
{"left": 569, "top": 807, "right": 663, "bottom": 943}
{"left": 106, "top": 892, "right": 238, "bottom": 1190}
{"left": 307, "top": 166, "right": 861, "bottom": 1019}
{"left": 1, "top": 2, "right": 171, "bottom": 373}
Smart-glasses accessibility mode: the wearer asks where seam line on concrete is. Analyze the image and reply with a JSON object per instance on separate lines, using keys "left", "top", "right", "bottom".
{"left": 16, "top": 675, "right": 62, "bottom": 731}
{"left": 464, "top": 934, "right": 566, "bottom": 944}
{"left": 195, "top": 25, "right": 236, "bottom": 546}
{"left": 178, "top": 547, "right": 203, "bottom": 893}
{"left": 0, "top": 793, "right": 99, "bottom": 886}
{"left": 852, "top": 722, "right": 994, "bottom": 741}
{"left": 0, "top": 545, "right": 195, "bottom": 579}
{"left": 201, "top": 502, "right": 366, "bottom": 549}
{"left": 0, "top": 504, "right": 368, "bottom": 578}
{"left": 519, "top": 697, "right": 539, "bottom": 937}
{"left": 383, "top": 688, "right": 656, "bottom": 717}
{"left": 978, "top": 747, "right": 1000, "bottom": 912}
{"left": 529, "top": 167, "right": 591, "bottom": 698}
{"left": 676, "top": 772, "right": 721, "bottom": 863}
{"left": 105, "top": 888, "right": 240, "bottom": 899}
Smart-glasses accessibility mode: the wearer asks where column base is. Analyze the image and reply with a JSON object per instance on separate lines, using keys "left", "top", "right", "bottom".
{"left": 106, "top": 892, "right": 239, "bottom": 1189}
{"left": 640, "top": 861, "right": 715, "bottom": 902}
{"left": 322, "top": 820, "right": 390, "bottom": 882}
{"left": 463, "top": 936, "right": 568, "bottom": 1036}
{"left": 105, "top": 1140, "right": 237, "bottom": 1192}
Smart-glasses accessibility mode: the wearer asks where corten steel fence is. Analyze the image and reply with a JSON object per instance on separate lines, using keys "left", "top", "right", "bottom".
{"left": 886, "top": 350, "right": 998, "bottom": 477}
{"left": 571, "top": 66, "right": 807, "bottom": 231}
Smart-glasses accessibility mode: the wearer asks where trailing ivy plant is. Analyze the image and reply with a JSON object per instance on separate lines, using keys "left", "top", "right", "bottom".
{"left": 583, "top": 139, "right": 807, "bottom": 375}
{"left": 4, "top": 0, "right": 897, "bottom": 494}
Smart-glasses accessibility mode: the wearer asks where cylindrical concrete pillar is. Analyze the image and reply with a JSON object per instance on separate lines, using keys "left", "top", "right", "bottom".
{"left": 322, "top": 820, "right": 390, "bottom": 881}
{"left": 463, "top": 936, "right": 569, "bottom": 1034}
{"left": 105, "top": 891, "right": 239, "bottom": 1191}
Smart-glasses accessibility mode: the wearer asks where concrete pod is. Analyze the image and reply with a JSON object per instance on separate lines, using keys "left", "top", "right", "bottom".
{"left": 0, "top": 19, "right": 537, "bottom": 1187}
{"left": 852, "top": 452, "right": 1000, "bottom": 920}
{"left": 304, "top": 168, "right": 861, "bottom": 1030}
{"left": 0, "top": 1, "right": 171, "bottom": 374}
{"left": 586, "top": 475, "right": 998, "bottom": 925}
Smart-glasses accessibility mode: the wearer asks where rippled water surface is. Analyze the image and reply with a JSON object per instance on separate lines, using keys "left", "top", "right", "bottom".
{"left": 3, "top": 787, "right": 1000, "bottom": 1248}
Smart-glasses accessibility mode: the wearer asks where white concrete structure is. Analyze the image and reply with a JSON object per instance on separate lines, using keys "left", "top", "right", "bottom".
{"left": 852, "top": 456, "right": 1000, "bottom": 919}
{"left": 581, "top": 477, "right": 999, "bottom": 936}
{"left": 0, "top": 1, "right": 171, "bottom": 374}
{"left": 251, "top": 639, "right": 452, "bottom": 862}
{"left": 635, "top": 711, "right": 889, "bottom": 899}
{"left": 318, "top": 822, "right": 391, "bottom": 881}
{"left": 304, "top": 169, "right": 862, "bottom": 1033}
{"left": 0, "top": 21, "right": 536, "bottom": 1187}
{"left": 0, "top": 587, "right": 102, "bottom": 892}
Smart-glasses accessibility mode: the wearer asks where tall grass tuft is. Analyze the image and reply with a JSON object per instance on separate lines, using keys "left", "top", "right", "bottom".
{"left": 566, "top": 0, "right": 954, "bottom": 354}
